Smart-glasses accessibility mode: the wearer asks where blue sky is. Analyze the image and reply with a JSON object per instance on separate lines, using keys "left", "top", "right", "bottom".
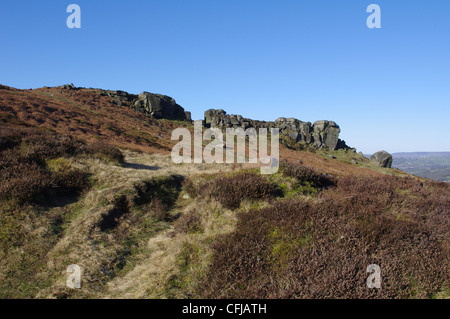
{"left": 0, "top": 0, "right": 449, "bottom": 153}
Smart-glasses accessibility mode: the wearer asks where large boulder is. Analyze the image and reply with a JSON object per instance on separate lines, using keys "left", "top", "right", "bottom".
{"left": 274, "top": 118, "right": 313, "bottom": 144}
{"left": 371, "top": 151, "right": 393, "bottom": 168}
{"left": 312, "top": 120, "right": 340, "bottom": 150}
{"left": 132, "top": 92, "right": 187, "bottom": 121}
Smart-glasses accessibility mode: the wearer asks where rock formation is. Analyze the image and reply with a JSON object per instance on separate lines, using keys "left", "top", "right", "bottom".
{"left": 60, "top": 83, "right": 77, "bottom": 90}
{"left": 371, "top": 151, "right": 393, "bottom": 168}
{"left": 57, "top": 84, "right": 351, "bottom": 150}
{"left": 204, "top": 109, "right": 349, "bottom": 150}
{"left": 131, "top": 92, "right": 187, "bottom": 121}
{"left": 101, "top": 89, "right": 190, "bottom": 121}
{"left": 104, "top": 90, "right": 134, "bottom": 107}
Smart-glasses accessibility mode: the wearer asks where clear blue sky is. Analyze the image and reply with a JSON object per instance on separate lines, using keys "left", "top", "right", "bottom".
{"left": 1, "top": 0, "right": 449, "bottom": 153}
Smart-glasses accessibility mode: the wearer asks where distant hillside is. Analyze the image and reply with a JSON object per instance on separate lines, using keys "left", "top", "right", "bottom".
{"left": 392, "top": 152, "right": 450, "bottom": 182}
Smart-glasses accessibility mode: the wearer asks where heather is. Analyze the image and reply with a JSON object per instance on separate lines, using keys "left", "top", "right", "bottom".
{"left": 0, "top": 126, "right": 123, "bottom": 204}
{"left": 199, "top": 175, "right": 449, "bottom": 299}
{"left": 198, "top": 172, "right": 283, "bottom": 209}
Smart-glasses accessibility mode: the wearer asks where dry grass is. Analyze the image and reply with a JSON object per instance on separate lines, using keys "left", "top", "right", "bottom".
{"left": 29, "top": 150, "right": 236, "bottom": 299}
{"left": 104, "top": 199, "right": 238, "bottom": 299}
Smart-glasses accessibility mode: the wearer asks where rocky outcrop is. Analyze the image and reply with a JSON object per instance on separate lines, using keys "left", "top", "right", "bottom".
{"left": 131, "top": 92, "right": 188, "bottom": 121}
{"left": 184, "top": 111, "right": 192, "bottom": 121}
{"left": 371, "top": 151, "right": 393, "bottom": 168}
{"left": 104, "top": 90, "right": 137, "bottom": 107}
{"left": 101, "top": 89, "right": 190, "bottom": 121}
{"left": 312, "top": 120, "right": 340, "bottom": 149}
{"left": 60, "top": 83, "right": 77, "bottom": 90}
{"left": 274, "top": 117, "right": 313, "bottom": 144}
{"left": 205, "top": 109, "right": 251, "bottom": 129}
{"left": 204, "top": 109, "right": 349, "bottom": 150}
{"left": 55, "top": 85, "right": 351, "bottom": 149}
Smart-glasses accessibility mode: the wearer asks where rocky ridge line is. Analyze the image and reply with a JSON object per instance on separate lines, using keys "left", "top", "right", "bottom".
{"left": 59, "top": 84, "right": 351, "bottom": 151}
{"left": 205, "top": 109, "right": 351, "bottom": 151}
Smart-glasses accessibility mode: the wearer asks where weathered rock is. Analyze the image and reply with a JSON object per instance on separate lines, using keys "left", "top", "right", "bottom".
{"left": 371, "top": 151, "right": 393, "bottom": 168}
{"left": 299, "top": 122, "right": 313, "bottom": 144}
{"left": 204, "top": 109, "right": 348, "bottom": 150}
{"left": 205, "top": 109, "right": 227, "bottom": 127}
{"left": 107, "top": 90, "right": 132, "bottom": 100}
{"left": 313, "top": 120, "right": 340, "bottom": 150}
{"left": 61, "top": 83, "right": 76, "bottom": 90}
{"left": 105, "top": 90, "right": 137, "bottom": 107}
{"left": 132, "top": 92, "right": 188, "bottom": 121}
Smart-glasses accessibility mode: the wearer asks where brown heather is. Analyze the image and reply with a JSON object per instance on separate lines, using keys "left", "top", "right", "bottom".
{"left": 280, "top": 159, "right": 336, "bottom": 188}
{"left": 199, "top": 175, "right": 449, "bottom": 299}
{"left": 198, "top": 172, "right": 283, "bottom": 209}
{"left": 0, "top": 126, "right": 123, "bottom": 204}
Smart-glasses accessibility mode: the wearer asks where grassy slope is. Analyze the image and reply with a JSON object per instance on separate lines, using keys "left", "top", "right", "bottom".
{"left": 0, "top": 85, "right": 448, "bottom": 299}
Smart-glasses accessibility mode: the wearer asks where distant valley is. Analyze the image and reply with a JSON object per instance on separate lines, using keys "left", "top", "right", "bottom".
{"left": 392, "top": 152, "right": 450, "bottom": 182}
